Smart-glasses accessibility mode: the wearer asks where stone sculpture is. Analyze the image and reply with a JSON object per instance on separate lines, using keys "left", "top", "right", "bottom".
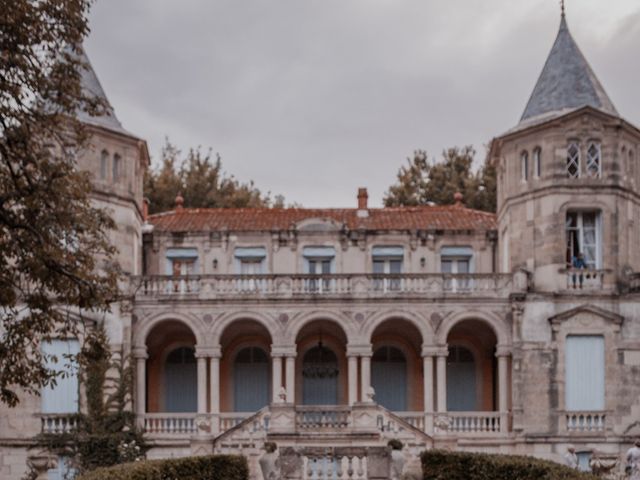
{"left": 259, "top": 442, "right": 281, "bottom": 480}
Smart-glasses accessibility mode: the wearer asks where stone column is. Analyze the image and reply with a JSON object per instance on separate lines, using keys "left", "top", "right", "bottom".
{"left": 436, "top": 347, "right": 448, "bottom": 412}
{"left": 348, "top": 355, "right": 358, "bottom": 405}
{"left": 272, "top": 355, "right": 283, "bottom": 403}
{"left": 209, "top": 348, "right": 221, "bottom": 434}
{"left": 496, "top": 345, "right": 511, "bottom": 434}
{"left": 195, "top": 352, "right": 208, "bottom": 415}
{"left": 422, "top": 346, "right": 438, "bottom": 433}
{"left": 361, "top": 355, "right": 372, "bottom": 402}
{"left": 285, "top": 355, "right": 296, "bottom": 404}
{"left": 133, "top": 346, "right": 148, "bottom": 428}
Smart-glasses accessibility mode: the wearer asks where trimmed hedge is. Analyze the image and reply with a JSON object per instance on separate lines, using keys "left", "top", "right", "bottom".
{"left": 76, "top": 454, "right": 248, "bottom": 480}
{"left": 422, "top": 450, "right": 598, "bottom": 480}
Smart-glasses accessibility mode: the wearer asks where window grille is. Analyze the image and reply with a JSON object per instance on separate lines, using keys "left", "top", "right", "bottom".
{"left": 567, "top": 143, "right": 580, "bottom": 178}
{"left": 586, "top": 143, "right": 601, "bottom": 178}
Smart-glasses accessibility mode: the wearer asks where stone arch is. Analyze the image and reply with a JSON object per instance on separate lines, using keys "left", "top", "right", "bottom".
{"left": 363, "top": 310, "right": 433, "bottom": 345}
{"left": 212, "top": 311, "right": 278, "bottom": 346}
{"left": 436, "top": 310, "right": 510, "bottom": 346}
{"left": 287, "top": 310, "right": 354, "bottom": 344}
{"left": 134, "top": 311, "right": 205, "bottom": 348}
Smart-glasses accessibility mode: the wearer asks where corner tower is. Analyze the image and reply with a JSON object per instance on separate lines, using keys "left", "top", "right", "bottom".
{"left": 490, "top": 11, "right": 640, "bottom": 291}
{"left": 74, "top": 47, "right": 150, "bottom": 277}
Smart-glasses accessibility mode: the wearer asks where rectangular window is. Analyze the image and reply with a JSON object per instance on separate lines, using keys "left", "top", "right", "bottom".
{"left": 567, "top": 142, "right": 581, "bottom": 178}
{"left": 303, "top": 246, "right": 335, "bottom": 292}
{"left": 41, "top": 340, "right": 80, "bottom": 414}
{"left": 372, "top": 246, "right": 403, "bottom": 291}
{"left": 112, "top": 154, "right": 121, "bottom": 181}
{"left": 566, "top": 211, "right": 601, "bottom": 269}
{"left": 100, "top": 151, "right": 108, "bottom": 180}
{"left": 565, "top": 335, "right": 605, "bottom": 411}
{"left": 441, "top": 246, "right": 473, "bottom": 291}
{"left": 235, "top": 247, "right": 266, "bottom": 291}
{"left": 165, "top": 248, "right": 199, "bottom": 293}
{"left": 586, "top": 142, "right": 601, "bottom": 178}
{"left": 533, "top": 147, "right": 542, "bottom": 178}
{"left": 521, "top": 151, "right": 529, "bottom": 181}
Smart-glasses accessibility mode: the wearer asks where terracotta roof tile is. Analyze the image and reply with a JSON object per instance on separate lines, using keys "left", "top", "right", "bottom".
{"left": 148, "top": 205, "right": 496, "bottom": 233}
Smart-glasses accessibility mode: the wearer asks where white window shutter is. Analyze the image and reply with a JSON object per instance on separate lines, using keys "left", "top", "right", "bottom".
{"left": 565, "top": 335, "right": 605, "bottom": 411}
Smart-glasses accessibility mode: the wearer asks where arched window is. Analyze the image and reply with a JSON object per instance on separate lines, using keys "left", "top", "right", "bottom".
{"left": 113, "top": 153, "right": 121, "bottom": 181}
{"left": 567, "top": 142, "right": 580, "bottom": 178}
{"left": 372, "top": 346, "right": 407, "bottom": 411}
{"left": 234, "top": 347, "right": 270, "bottom": 412}
{"left": 446, "top": 345, "right": 477, "bottom": 411}
{"left": 100, "top": 150, "right": 109, "bottom": 180}
{"left": 302, "top": 345, "right": 338, "bottom": 405}
{"left": 521, "top": 151, "right": 529, "bottom": 181}
{"left": 164, "top": 346, "right": 197, "bottom": 412}
{"left": 586, "top": 142, "right": 601, "bottom": 178}
{"left": 533, "top": 147, "right": 542, "bottom": 178}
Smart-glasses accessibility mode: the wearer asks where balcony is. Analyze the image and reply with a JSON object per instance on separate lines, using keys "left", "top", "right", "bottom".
{"left": 562, "top": 410, "right": 607, "bottom": 434}
{"left": 561, "top": 268, "right": 608, "bottom": 291}
{"left": 132, "top": 272, "right": 527, "bottom": 301}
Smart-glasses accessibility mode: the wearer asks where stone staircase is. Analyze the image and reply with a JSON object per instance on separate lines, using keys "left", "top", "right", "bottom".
{"left": 212, "top": 403, "right": 432, "bottom": 479}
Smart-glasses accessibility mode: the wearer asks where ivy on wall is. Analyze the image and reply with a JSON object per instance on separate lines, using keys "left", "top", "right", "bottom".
{"left": 32, "top": 325, "right": 147, "bottom": 476}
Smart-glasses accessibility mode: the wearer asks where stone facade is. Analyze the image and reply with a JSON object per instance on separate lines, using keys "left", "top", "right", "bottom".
{"left": 1, "top": 11, "right": 640, "bottom": 480}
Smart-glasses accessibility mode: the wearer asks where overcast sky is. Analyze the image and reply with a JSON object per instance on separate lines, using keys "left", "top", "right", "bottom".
{"left": 85, "top": 0, "right": 640, "bottom": 208}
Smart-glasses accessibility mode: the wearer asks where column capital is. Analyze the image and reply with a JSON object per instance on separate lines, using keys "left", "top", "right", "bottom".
{"left": 195, "top": 345, "right": 222, "bottom": 358}
{"left": 132, "top": 346, "right": 148, "bottom": 359}
{"left": 347, "top": 344, "right": 372, "bottom": 357}
{"left": 495, "top": 345, "right": 512, "bottom": 357}
{"left": 421, "top": 345, "right": 444, "bottom": 357}
{"left": 432, "top": 346, "right": 449, "bottom": 358}
{"left": 271, "top": 345, "right": 297, "bottom": 357}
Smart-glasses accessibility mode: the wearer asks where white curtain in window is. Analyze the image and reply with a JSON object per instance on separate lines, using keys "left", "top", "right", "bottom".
{"left": 565, "top": 335, "right": 605, "bottom": 411}
{"left": 372, "top": 350, "right": 407, "bottom": 411}
{"left": 164, "top": 348, "right": 197, "bottom": 413}
{"left": 234, "top": 348, "right": 270, "bottom": 412}
{"left": 47, "top": 456, "right": 76, "bottom": 480}
{"left": 41, "top": 340, "right": 80, "bottom": 414}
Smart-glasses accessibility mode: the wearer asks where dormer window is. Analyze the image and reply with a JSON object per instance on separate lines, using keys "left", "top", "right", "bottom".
{"left": 567, "top": 142, "right": 580, "bottom": 178}
{"left": 586, "top": 142, "right": 601, "bottom": 178}
{"left": 533, "top": 147, "right": 542, "bottom": 178}
{"left": 521, "top": 151, "right": 529, "bottom": 181}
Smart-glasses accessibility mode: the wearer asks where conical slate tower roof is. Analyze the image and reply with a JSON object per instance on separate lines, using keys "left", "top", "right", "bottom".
{"left": 75, "top": 46, "right": 131, "bottom": 136}
{"left": 520, "top": 14, "right": 618, "bottom": 124}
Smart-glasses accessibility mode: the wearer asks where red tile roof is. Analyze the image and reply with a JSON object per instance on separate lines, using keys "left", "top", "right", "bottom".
{"left": 148, "top": 205, "right": 496, "bottom": 233}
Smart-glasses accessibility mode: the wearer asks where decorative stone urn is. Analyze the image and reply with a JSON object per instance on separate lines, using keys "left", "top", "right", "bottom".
{"left": 388, "top": 439, "right": 405, "bottom": 480}
{"left": 259, "top": 441, "right": 281, "bottom": 480}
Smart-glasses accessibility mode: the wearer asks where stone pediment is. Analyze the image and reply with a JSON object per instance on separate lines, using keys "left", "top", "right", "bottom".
{"left": 548, "top": 304, "right": 623, "bottom": 328}
{"left": 295, "top": 217, "right": 344, "bottom": 232}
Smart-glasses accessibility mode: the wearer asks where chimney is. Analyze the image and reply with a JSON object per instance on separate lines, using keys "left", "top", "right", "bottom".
{"left": 175, "top": 192, "right": 184, "bottom": 211}
{"left": 357, "top": 188, "right": 368, "bottom": 210}
{"left": 454, "top": 191, "right": 464, "bottom": 206}
{"left": 142, "top": 198, "right": 149, "bottom": 222}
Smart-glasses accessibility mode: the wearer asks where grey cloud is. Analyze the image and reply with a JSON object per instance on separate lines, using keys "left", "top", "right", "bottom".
{"left": 85, "top": 0, "right": 640, "bottom": 207}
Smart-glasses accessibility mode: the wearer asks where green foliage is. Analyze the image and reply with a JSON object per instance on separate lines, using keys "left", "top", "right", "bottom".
{"left": 144, "top": 138, "right": 285, "bottom": 214}
{"left": 36, "top": 326, "right": 147, "bottom": 473}
{"left": 422, "top": 450, "right": 598, "bottom": 480}
{"left": 0, "top": 0, "right": 120, "bottom": 406}
{"left": 76, "top": 455, "right": 249, "bottom": 480}
{"left": 384, "top": 147, "right": 496, "bottom": 213}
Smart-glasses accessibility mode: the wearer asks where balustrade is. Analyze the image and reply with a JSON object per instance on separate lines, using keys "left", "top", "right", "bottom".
{"left": 436, "top": 412, "right": 502, "bottom": 434}
{"left": 303, "top": 452, "right": 367, "bottom": 480}
{"left": 565, "top": 411, "right": 606, "bottom": 433}
{"left": 564, "top": 269, "right": 605, "bottom": 290}
{"left": 41, "top": 414, "right": 79, "bottom": 434}
{"left": 134, "top": 273, "right": 522, "bottom": 300}
{"left": 296, "top": 406, "right": 351, "bottom": 430}
{"left": 142, "top": 413, "right": 197, "bottom": 435}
